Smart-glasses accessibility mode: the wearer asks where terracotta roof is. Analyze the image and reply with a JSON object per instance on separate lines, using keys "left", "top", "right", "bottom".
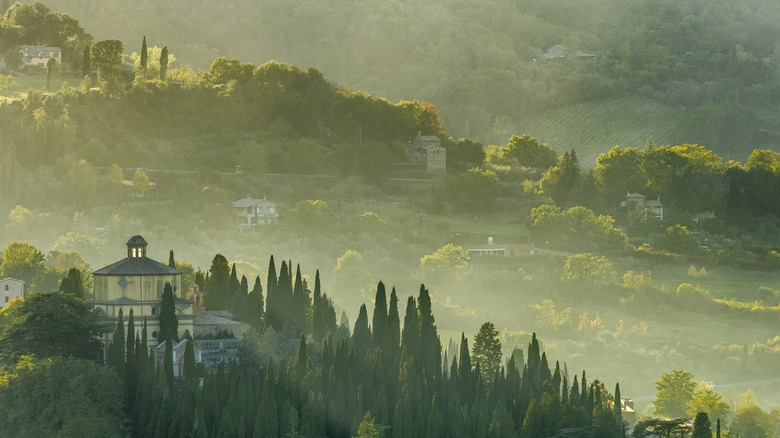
{"left": 93, "top": 257, "right": 180, "bottom": 276}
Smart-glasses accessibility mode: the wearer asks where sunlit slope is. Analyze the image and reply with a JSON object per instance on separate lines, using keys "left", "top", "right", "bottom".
{"left": 508, "top": 96, "right": 687, "bottom": 166}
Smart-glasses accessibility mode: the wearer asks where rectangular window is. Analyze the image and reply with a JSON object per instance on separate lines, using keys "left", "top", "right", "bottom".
{"left": 4, "top": 285, "right": 7, "bottom": 291}
{"left": 5, "top": 297, "right": 8, "bottom": 303}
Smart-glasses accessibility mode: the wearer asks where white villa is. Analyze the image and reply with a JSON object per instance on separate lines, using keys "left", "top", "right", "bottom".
{"left": 231, "top": 197, "right": 279, "bottom": 230}
{"left": 0, "top": 278, "right": 25, "bottom": 309}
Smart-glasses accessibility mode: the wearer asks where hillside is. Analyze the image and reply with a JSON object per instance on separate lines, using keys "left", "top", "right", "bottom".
{"left": 491, "top": 96, "right": 689, "bottom": 166}
{"left": 17, "top": 0, "right": 780, "bottom": 159}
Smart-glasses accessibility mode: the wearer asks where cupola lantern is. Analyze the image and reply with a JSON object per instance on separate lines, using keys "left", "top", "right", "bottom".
{"left": 126, "top": 235, "right": 148, "bottom": 258}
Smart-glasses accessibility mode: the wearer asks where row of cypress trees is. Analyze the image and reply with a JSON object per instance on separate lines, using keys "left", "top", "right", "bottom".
{"left": 107, "top": 257, "right": 625, "bottom": 437}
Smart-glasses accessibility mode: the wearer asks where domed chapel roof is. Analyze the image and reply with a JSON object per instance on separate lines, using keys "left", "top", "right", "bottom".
{"left": 93, "top": 235, "right": 180, "bottom": 276}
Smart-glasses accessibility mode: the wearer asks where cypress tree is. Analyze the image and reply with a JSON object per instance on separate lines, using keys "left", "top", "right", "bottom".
{"left": 458, "top": 333, "right": 474, "bottom": 402}
{"left": 195, "top": 270, "right": 205, "bottom": 291}
{"left": 159, "top": 46, "right": 168, "bottom": 81}
{"left": 539, "top": 352, "right": 551, "bottom": 385}
{"left": 126, "top": 309, "right": 137, "bottom": 412}
{"left": 183, "top": 330, "right": 196, "bottom": 379}
{"left": 388, "top": 288, "right": 401, "bottom": 358}
{"left": 400, "top": 296, "right": 419, "bottom": 359}
{"left": 228, "top": 263, "right": 239, "bottom": 311}
{"left": 352, "top": 304, "right": 372, "bottom": 358}
{"left": 561, "top": 374, "right": 569, "bottom": 403}
{"left": 291, "top": 264, "right": 309, "bottom": 333}
{"left": 312, "top": 271, "right": 325, "bottom": 341}
{"left": 216, "top": 406, "right": 235, "bottom": 437}
{"left": 164, "top": 337, "right": 174, "bottom": 396}
{"left": 570, "top": 375, "right": 580, "bottom": 405}
{"left": 551, "top": 361, "right": 562, "bottom": 397}
{"left": 581, "top": 371, "right": 588, "bottom": 408}
{"left": 614, "top": 382, "right": 622, "bottom": 419}
{"left": 231, "top": 274, "right": 248, "bottom": 319}
{"left": 58, "top": 268, "right": 84, "bottom": 300}
{"left": 109, "top": 309, "right": 125, "bottom": 374}
{"left": 168, "top": 249, "right": 175, "bottom": 268}
{"left": 82, "top": 44, "right": 91, "bottom": 79}
{"left": 295, "top": 334, "right": 308, "bottom": 380}
{"left": 159, "top": 282, "right": 179, "bottom": 343}
{"left": 372, "top": 282, "right": 388, "bottom": 352}
{"left": 140, "top": 36, "right": 148, "bottom": 71}
{"left": 244, "top": 276, "right": 264, "bottom": 330}
{"left": 417, "top": 284, "right": 441, "bottom": 381}
{"left": 205, "top": 254, "right": 230, "bottom": 310}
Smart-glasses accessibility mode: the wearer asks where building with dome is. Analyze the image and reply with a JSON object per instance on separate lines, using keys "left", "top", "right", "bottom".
{"left": 93, "top": 236, "right": 195, "bottom": 353}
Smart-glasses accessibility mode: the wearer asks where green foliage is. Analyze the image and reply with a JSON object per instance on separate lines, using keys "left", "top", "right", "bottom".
{"left": 131, "top": 170, "right": 151, "bottom": 196}
{"left": 291, "top": 200, "right": 336, "bottom": 226}
{"left": 502, "top": 134, "right": 557, "bottom": 169}
{"left": 205, "top": 254, "right": 231, "bottom": 311}
{"left": 158, "top": 282, "right": 178, "bottom": 343}
{"left": 561, "top": 253, "right": 617, "bottom": 286}
{"left": 0, "top": 241, "right": 45, "bottom": 289}
{"left": 442, "top": 167, "right": 500, "bottom": 214}
{"left": 0, "top": 292, "right": 105, "bottom": 364}
{"left": 472, "top": 322, "right": 502, "bottom": 386}
{"left": 657, "top": 225, "right": 699, "bottom": 255}
{"left": 688, "top": 385, "right": 730, "bottom": 428}
{"left": 419, "top": 243, "right": 469, "bottom": 275}
{"left": 90, "top": 39, "right": 124, "bottom": 93}
{"left": 529, "top": 205, "right": 627, "bottom": 251}
{"left": 0, "top": 356, "right": 124, "bottom": 437}
{"left": 731, "top": 403, "right": 776, "bottom": 438}
{"left": 653, "top": 370, "right": 696, "bottom": 418}
{"left": 540, "top": 149, "right": 581, "bottom": 207}
{"left": 208, "top": 57, "right": 254, "bottom": 86}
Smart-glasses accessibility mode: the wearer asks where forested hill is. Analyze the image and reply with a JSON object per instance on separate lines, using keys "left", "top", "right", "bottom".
{"left": 19, "top": 0, "right": 780, "bottom": 159}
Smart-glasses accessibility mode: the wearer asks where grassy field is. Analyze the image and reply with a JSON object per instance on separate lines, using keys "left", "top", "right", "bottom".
{"left": 2, "top": 72, "right": 76, "bottom": 101}
{"left": 506, "top": 96, "right": 688, "bottom": 167}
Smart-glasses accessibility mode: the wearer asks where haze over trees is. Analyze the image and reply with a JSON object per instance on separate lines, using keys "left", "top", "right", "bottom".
{"left": 2, "top": 2, "right": 780, "bottom": 434}
{"left": 16, "top": 0, "right": 780, "bottom": 158}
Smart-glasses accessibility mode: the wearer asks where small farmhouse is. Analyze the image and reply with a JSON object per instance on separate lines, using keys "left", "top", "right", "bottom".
{"left": 405, "top": 133, "right": 446, "bottom": 174}
{"left": 18, "top": 45, "right": 61, "bottom": 69}
{"left": 462, "top": 238, "right": 535, "bottom": 257}
{"left": 231, "top": 196, "right": 279, "bottom": 229}
{"left": 542, "top": 44, "right": 597, "bottom": 61}
{"left": 0, "top": 278, "right": 24, "bottom": 309}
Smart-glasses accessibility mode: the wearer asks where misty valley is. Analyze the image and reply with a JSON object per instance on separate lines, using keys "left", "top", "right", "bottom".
{"left": 1, "top": 1, "right": 780, "bottom": 437}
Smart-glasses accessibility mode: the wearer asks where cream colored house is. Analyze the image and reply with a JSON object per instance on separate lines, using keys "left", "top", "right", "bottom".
{"left": 621, "top": 192, "right": 664, "bottom": 223}
{"left": 92, "top": 236, "right": 194, "bottom": 355}
{"left": 0, "top": 278, "right": 24, "bottom": 309}
{"left": 231, "top": 197, "right": 279, "bottom": 229}
{"left": 18, "top": 45, "right": 61, "bottom": 69}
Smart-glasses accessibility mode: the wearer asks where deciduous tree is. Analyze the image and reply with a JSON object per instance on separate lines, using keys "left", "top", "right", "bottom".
{"left": 0, "top": 292, "right": 105, "bottom": 363}
{"left": 653, "top": 370, "right": 696, "bottom": 418}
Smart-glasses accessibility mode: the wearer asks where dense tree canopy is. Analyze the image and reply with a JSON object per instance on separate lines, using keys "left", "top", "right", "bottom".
{"left": 0, "top": 356, "right": 124, "bottom": 437}
{"left": 0, "top": 291, "right": 106, "bottom": 364}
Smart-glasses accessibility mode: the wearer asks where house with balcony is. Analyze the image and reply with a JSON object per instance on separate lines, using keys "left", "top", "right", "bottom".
{"left": 621, "top": 192, "right": 664, "bottom": 224}
{"left": 231, "top": 197, "right": 279, "bottom": 230}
